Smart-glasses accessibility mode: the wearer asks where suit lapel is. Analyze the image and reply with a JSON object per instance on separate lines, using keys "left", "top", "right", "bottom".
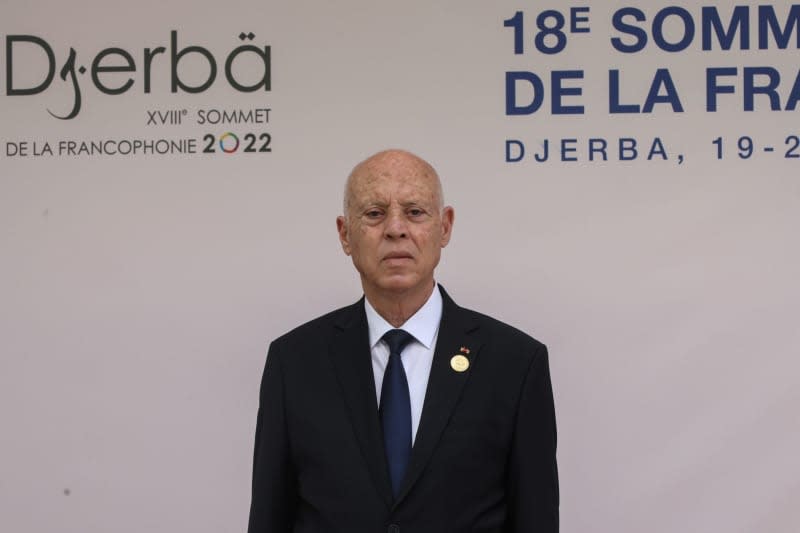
{"left": 394, "top": 286, "right": 483, "bottom": 506}
{"left": 328, "top": 299, "right": 394, "bottom": 507}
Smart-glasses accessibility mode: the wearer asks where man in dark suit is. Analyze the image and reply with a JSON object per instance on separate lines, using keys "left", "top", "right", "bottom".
{"left": 247, "top": 149, "right": 558, "bottom": 532}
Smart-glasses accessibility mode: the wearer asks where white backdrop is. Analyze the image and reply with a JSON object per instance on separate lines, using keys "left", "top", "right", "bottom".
{"left": 2, "top": 1, "right": 799, "bottom": 532}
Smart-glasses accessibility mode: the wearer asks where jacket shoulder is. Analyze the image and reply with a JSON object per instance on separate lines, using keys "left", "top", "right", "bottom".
{"left": 270, "top": 300, "right": 361, "bottom": 349}
{"left": 462, "top": 308, "right": 545, "bottom": 349}
{"left": 439, "top": 285, "right": 545, "bottom": 353}
{"left": 459, "top": 305, "right": 547, "bottom": 356}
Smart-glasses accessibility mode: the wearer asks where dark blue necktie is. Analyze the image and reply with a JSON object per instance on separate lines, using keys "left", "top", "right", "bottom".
{"left": 379, "top": 329, "right": 414, "bottom": 498}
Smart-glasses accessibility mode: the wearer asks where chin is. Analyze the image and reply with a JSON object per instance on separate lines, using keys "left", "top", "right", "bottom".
{"left": 379, "top": 280, "right": 415, "bottom": 293}
{"left": 376, "top": 274, "right": 428, "bottom": 294}
{"left": 373, "top": 271, "right": 410, "bottom": 286}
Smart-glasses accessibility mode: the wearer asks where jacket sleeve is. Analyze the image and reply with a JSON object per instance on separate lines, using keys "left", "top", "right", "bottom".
{"left": 506, "top": 343, "right": 559, "bottom": 532}
{"left": 247, "top": 341, "right": 296, "bottom": 532}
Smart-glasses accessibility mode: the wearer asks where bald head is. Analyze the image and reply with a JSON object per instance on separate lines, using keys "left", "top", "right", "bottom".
{"left": 343, "top": 149, "right": 444, "bottom": 216}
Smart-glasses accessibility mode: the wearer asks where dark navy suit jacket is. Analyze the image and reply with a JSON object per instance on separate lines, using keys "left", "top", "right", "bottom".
{"left": 247, "top": 287, "right": 558, "bottom": 532}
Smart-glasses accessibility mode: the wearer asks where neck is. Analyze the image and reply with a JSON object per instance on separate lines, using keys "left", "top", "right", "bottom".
{"left": 364, "top": 280, "right": 435, "bottom": 328}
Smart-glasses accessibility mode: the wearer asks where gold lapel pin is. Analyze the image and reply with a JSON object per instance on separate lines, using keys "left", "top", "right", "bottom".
{"left": 450, "top": 354, "right": 469, "bottom": 372}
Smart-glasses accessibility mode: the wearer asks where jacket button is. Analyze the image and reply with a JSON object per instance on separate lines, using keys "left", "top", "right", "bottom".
{"left": 388, "top": 525, "right": 400, "bottom": 533}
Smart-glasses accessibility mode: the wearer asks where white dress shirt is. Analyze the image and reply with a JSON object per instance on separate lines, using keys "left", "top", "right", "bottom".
{"left": 365, "top": 284, "right": 442, "bottom": 445}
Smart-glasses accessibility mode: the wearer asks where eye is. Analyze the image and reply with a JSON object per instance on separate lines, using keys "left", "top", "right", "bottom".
{"left": 364, "top": 209, "right": 384, "bottom": 219}
{"left": 407, "top": 207, "right": 425, "bottom": 217}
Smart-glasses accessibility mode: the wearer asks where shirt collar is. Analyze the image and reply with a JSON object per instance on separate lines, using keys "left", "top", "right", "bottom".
{"left": 364, "top": 284, "right": 443, "bottom": 350}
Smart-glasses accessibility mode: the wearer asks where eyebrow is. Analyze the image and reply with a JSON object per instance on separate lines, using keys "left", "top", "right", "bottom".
{"left": 358, "top": 197, "right": 430, "bottom": 207}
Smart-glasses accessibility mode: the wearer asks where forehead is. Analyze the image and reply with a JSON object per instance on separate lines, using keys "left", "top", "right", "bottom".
{"left": 348, "top": 152, "right": 439, "bottom": 205}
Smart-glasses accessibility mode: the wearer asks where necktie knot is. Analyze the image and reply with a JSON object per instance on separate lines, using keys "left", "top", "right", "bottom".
{"left": 382, "top": 329, "right": 414, "bottom": 356}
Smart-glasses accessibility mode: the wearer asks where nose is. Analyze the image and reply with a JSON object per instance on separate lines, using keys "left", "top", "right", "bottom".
{"left": 384, "top": 210, "right": 408, "bottom": 239}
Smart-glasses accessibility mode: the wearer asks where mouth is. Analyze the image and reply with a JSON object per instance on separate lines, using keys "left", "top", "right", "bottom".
{"left": 382, "top": 252, "right": 414, "bottom": 262}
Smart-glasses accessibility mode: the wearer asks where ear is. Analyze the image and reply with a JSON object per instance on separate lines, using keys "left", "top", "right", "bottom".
{"left": 439, "top": 206, "right": 454, "bottom": 247}
{"left": 336, "top": 216, "right": 352, "bottom": 255}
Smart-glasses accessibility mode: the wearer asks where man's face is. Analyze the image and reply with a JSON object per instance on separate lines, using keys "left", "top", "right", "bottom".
{"left": 337, "top": 151, "right": 454, "bottom": 298}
